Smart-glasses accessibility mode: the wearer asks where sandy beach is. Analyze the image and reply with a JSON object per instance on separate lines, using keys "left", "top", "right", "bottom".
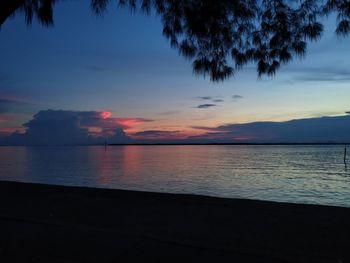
{"left": 0, "top": 180, "right": 349, "bottom": 262}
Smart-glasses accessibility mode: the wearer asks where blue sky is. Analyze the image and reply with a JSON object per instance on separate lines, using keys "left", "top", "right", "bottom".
{"left": 0, "top": 1, "right": 350, "bottom": 143}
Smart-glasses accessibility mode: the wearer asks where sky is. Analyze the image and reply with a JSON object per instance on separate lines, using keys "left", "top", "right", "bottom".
{"left": 0, "top": 1, "right": 350, "bottom": 144}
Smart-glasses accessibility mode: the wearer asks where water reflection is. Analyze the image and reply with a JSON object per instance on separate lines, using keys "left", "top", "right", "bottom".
{"left": 93, "top": 146, "right": 143, "bottom": 185}
{"left": 95, "top": 147, "right": 114, "bottom": 185}
{"left": 120, "top": 146, "right": 142, "bottom": 180}
{"left": 0, "top": 145, "right": 349, "bottom": 207}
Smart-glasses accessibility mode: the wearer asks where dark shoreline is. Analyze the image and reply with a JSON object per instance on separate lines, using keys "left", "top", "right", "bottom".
{"left": 111, "top": 143, "right": 349, "bottom": 146}
{"left": 0, "top": 180, "right": 349, "bottom": 262}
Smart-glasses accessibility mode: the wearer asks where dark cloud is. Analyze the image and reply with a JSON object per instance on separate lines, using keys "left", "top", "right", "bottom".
{"left": 195, "top": 96, "right": 213, "bottom": 100}
{"left": 212, "top": 99, "right": 224, "bottom": 103}
{"left": 195, "top": 104, "right": 217, "bottom": 109}
{"left": 232, "top": 95, "right": 243, "bottom": 100}
{"left": 190, "top": 115, "right": 350, "bottom": 143}
{"left": 191, "top": 125, "right": 222, "bottom": 131}
{"left": 0, "top": 110, "right": 132, "bottom": 145}
{"left": 294, "top": 74, "right": 350, "bottom": 83}
{"left": 283, "top": 66, "right": 350, "bottom": 84}
{"left": 193, "top": 96, "right": 224, "bottom": 106}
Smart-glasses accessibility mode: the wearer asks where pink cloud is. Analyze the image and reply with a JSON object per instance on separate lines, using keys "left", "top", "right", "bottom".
{"left": 114, "top": 118, "right": 153, "bottom": 129}
{"left": 76, "top": 112, "right": 153, "bottom": 135}
{"left": 100, "top": 111, "right": 111, "bottom": 119}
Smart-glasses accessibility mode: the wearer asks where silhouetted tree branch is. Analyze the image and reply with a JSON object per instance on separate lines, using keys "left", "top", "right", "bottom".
{"left": 0, "top": 0, "right": 24, "bottom": 26}
{"left": 0, "top": 0, "right": 57, "bottom": 27}
{"left": 1, "top": 0, "right": 349, "bottom": 81}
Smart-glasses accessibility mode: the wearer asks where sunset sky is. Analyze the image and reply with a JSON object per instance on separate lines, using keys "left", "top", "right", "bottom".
{"left": 1, "top": 1, "right": 350, "bottom": 144}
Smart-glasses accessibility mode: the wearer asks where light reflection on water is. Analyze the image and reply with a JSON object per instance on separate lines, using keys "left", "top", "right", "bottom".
{"left": 0, "top": 145, "right": 349, "bottom": 207}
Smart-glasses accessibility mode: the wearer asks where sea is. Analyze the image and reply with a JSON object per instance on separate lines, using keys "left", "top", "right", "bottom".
{"left": 1, "top": 145, "right": 349, "bottom": 207}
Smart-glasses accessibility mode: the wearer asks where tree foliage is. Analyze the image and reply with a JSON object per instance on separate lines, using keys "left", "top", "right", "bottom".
{"left": 2, "top": 0, "right": 350, "bottom": 81}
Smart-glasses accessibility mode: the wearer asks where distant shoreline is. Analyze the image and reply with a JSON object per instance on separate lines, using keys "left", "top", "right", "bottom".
{"left": 109, "top": 142, "right": 350, "bottom": 146}
{"left": 1, "top": 142, "right": 349, "bottom": 147}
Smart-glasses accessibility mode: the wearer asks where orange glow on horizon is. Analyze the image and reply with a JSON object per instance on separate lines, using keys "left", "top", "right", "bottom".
{"left": 127, "top": 129, "right": 204, "bottom": 140}
{"left": 0, "top": 127, "right": 26, "bottom": 135}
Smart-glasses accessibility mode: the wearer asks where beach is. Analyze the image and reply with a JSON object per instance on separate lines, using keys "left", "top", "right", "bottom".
{"left": 0, "top": 181, "right": 349, "bottom": 262}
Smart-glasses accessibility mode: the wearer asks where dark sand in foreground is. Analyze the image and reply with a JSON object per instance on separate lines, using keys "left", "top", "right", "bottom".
{"left": 0, "top": 181, "right": 349, "bottom": 262}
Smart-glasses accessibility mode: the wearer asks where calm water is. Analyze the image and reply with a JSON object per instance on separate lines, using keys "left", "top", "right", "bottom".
{"left": 0, "top": 145, "right": 349, "bottom": 207}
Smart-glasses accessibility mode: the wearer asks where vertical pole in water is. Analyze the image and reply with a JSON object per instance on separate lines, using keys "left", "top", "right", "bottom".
{"left": 344, "top": 146, "right": 347, "bottom": 171}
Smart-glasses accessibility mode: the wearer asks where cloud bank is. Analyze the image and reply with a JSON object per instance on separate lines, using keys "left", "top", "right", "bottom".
{"left": 0, "top": 110, "right": 136, "bottom": 145}
{"left": 1, "top": 110, "right": 350, "bottom": 145}
{"left": 190, "top": 115, "right": 350, "bottom": 143}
